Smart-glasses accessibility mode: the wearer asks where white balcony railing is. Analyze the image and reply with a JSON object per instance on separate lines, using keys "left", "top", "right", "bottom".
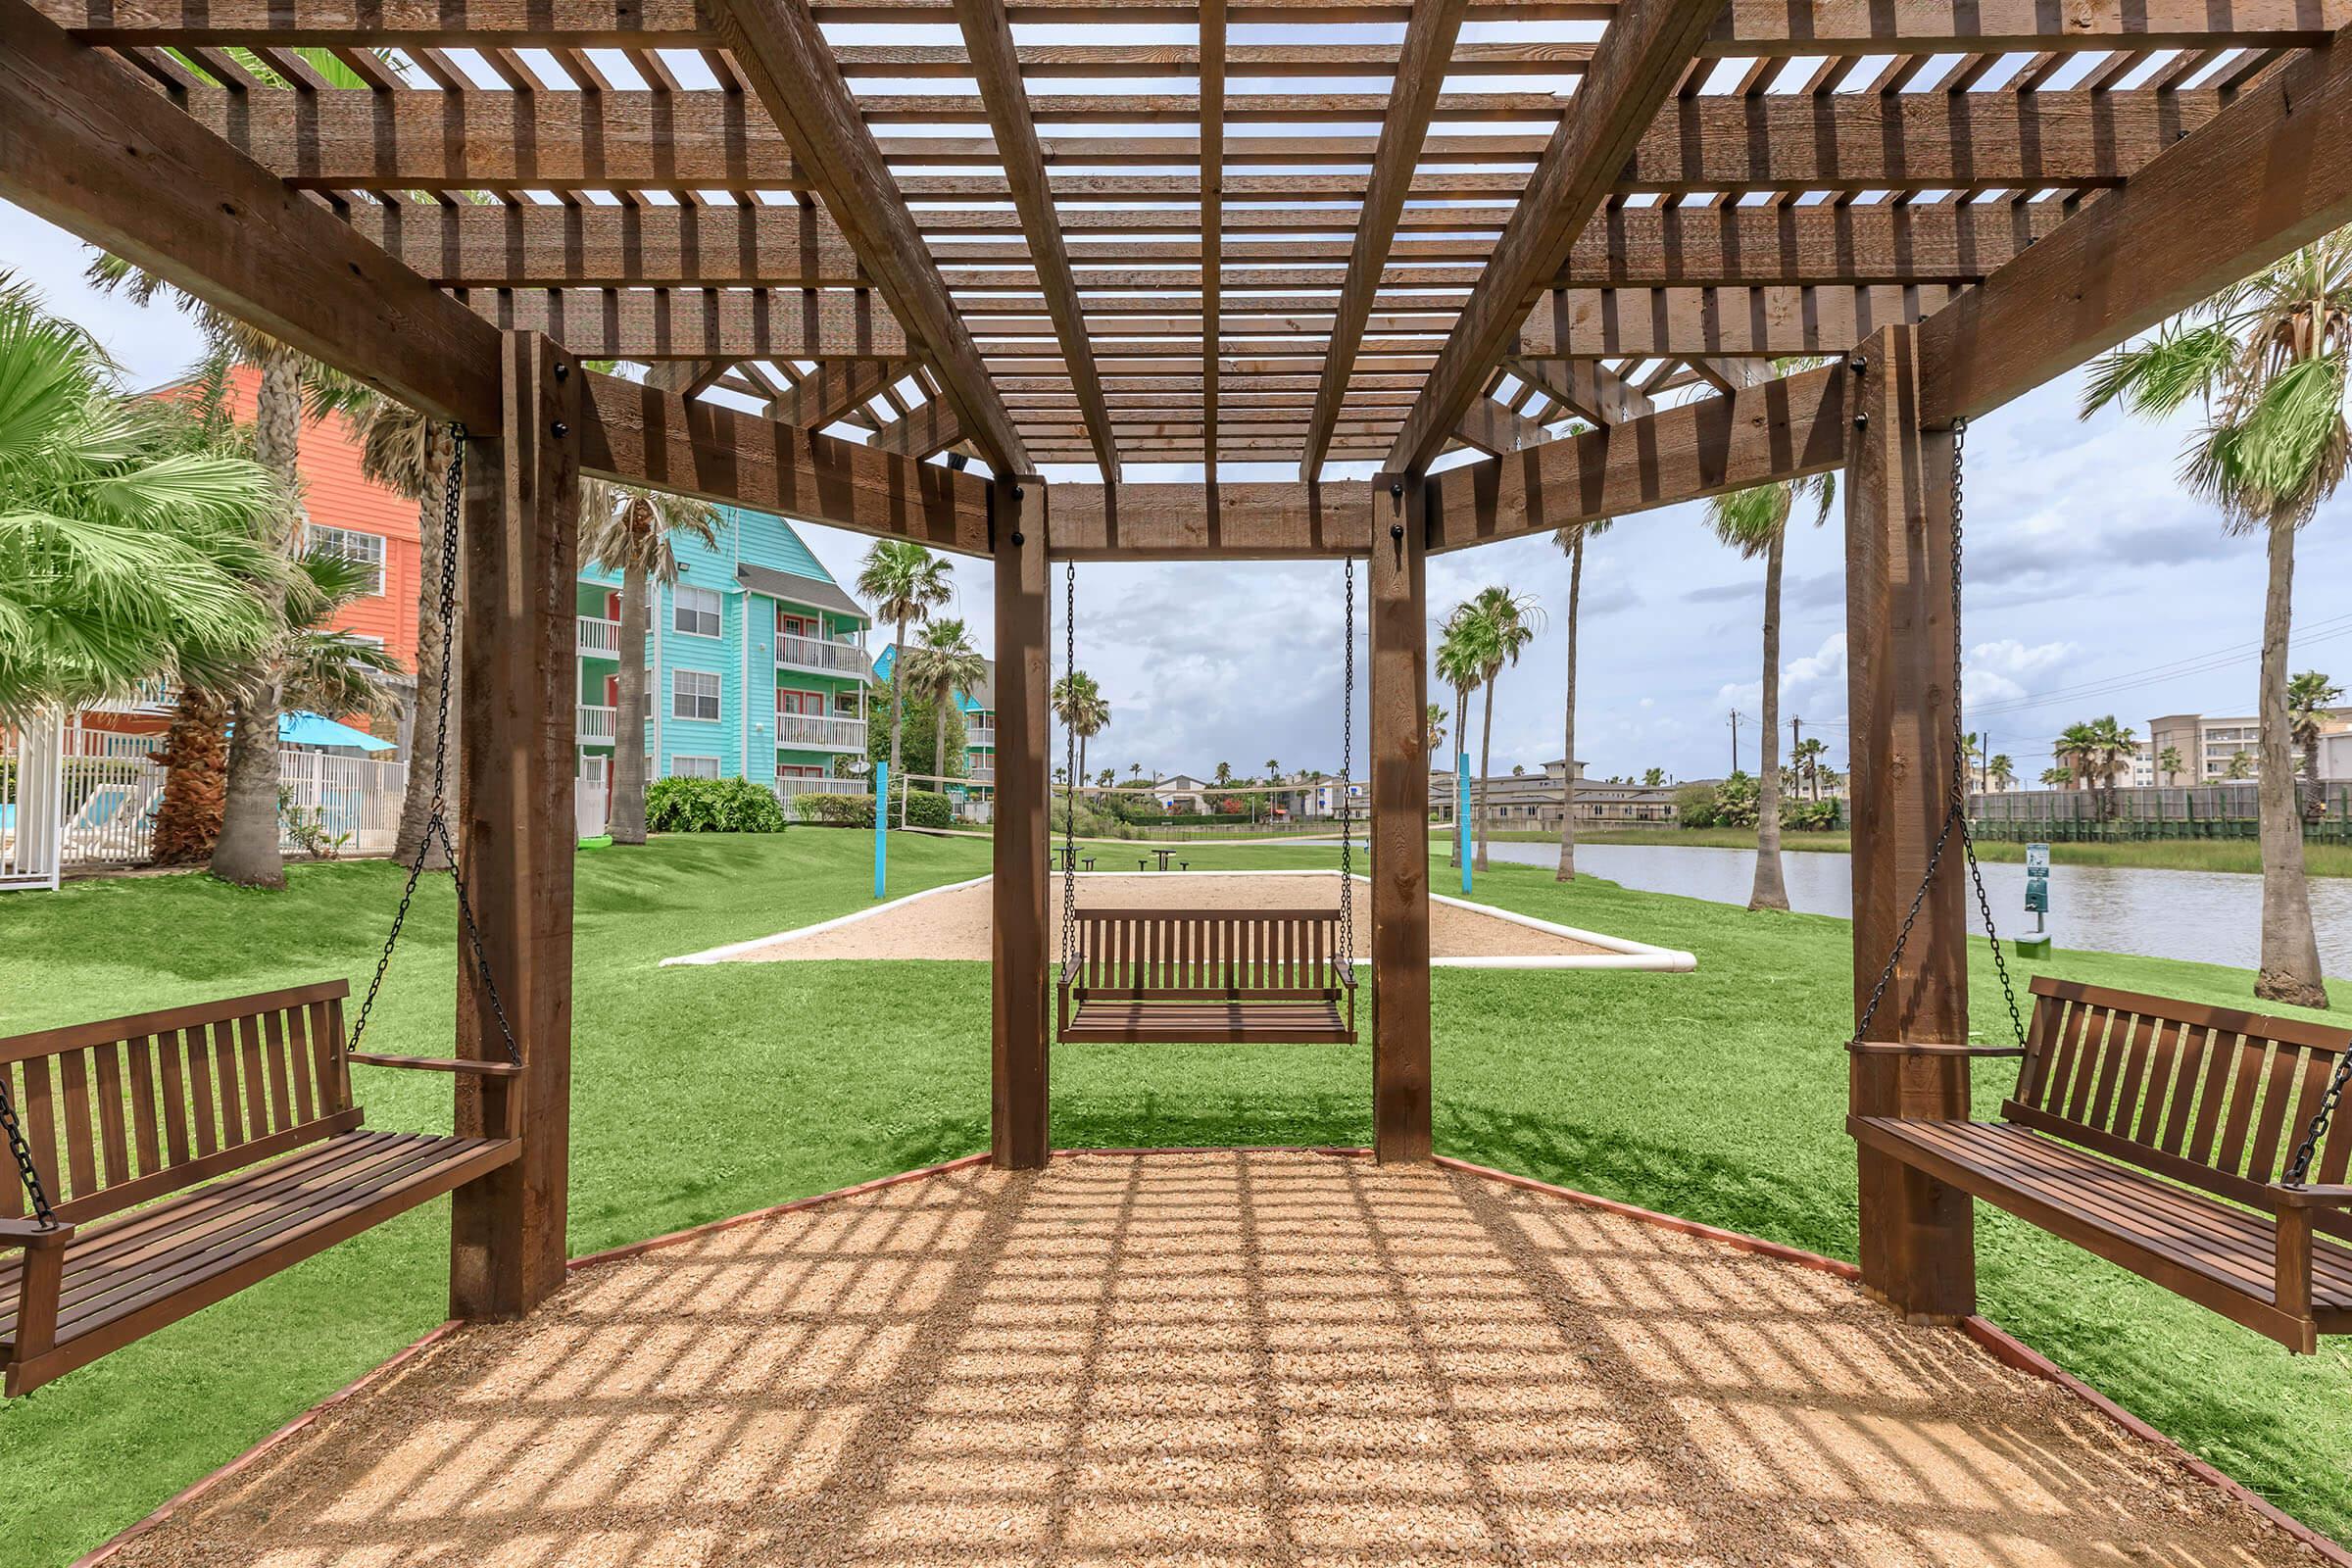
{"left": 83, "top": 677, "right": 176, "bottom": 716}
{"left": 578, "top": 704, "right": 616, "bottom": 741}
{"left": 967, "top": 726, "right": 996, "bottom": 750}
{"left": 772, "top": 776, "right": 866, "bottom": 802}
{"left": 968, "top": 766, "right": 996, "bottom": 784}
{"left": 577, "top": 615, "right": 619, "bottom": 657}
{"left": 775, "top": 712, "right": 867, "bottom": 752}
{"left": 776, "top": 633, "right": 867, "bottom": 678}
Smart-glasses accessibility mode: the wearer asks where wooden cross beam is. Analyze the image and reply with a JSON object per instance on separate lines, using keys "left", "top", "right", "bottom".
{"left": 1515, "top": 286, "right": 1958, "bottom": 360}
{"left": 1298, "top": 0, "right": 1467, "bottom": 480}
{"left": 35, "top": 0, "right": 2342, "bottom": 51}
{"left": 1200, "top": 0, "right": 1225, "bottom": 481}
{"left": 1922, "top": 22, "right": 2352, "bottom": 424}
{"left": 705, "top": 0, "right": 1026, "bottom": 472}
{"left": 1391, "top": 0, "right": 1745, "bottom": 472}
{"left": 464, "top": 287, "right": 908, "bottom": 361}
{"left": 1507, "top": 360, "right": 1654, "bottom": 426}
{"left": 181, "top": 89, "right": 2228, "bottom": 204}
{"left": 953, "top": 0, "right": 1116, "bottom": 476}
{"left": 770, "top": 360, "right": 902, "bottom": 427}
{"left": 868, "top": 398, "right": 964, "bottom": 460}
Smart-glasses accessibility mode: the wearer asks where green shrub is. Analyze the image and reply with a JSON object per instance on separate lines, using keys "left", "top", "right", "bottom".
{"left": 1675, "top": 781, "right": 1721, "bottom": 829}
{"left": 1782, "top": 797, "right": 1842, "bottom": 831}
{"left": 646, "top": 775, "right": 788, "bottom": 833}
{"left": 794, "top": 791, "right": 875, "bottom": 827}
{"left": 791, "top": 788, "right": 955, "bottom": 829}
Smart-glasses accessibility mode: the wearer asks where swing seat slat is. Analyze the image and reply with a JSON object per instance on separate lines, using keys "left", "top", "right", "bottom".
{"left": 1851, "top": 976, "right": 2352, "bottom": 1353}
{"left": 0, "top": 981, "right": 520, "bottom": 1396}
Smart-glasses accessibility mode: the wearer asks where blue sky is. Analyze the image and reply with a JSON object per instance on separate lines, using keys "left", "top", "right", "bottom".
{"left": 11, "top": 195, "right": 2349, "bottom": 787}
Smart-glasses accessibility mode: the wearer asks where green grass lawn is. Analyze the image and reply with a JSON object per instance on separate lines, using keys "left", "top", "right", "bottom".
{"left": 2, "top": 829, "right": 2349, "bottom": 1565}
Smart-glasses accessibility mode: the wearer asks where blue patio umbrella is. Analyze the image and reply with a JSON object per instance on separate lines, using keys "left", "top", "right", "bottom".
{"left": 276, "top": 710, "right": 396, "bottom": 752}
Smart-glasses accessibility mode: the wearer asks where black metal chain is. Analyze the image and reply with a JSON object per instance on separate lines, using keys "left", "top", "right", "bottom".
{"left": 1060, "top": 557, "right": 1078, "bottom": 974}
{"left": 1, "top": 1063, "right": 57, "bottom": 1228}
{"left": 1337, "top": 554, "right": 1355, "bottom": 977}
{"left": 347, "top": 426, "right": 521, "bottom": 1067}
{"left": 1854, "top": 417, "right": 2028, "bottom": 1051}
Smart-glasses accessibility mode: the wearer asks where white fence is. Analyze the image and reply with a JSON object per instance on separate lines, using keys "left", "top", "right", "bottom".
{"left": 577, "top": 776, "right": 609, "bottom": 839}
{"left": 772, "top": 776, "right": 865, "bottom": 804}
{"left": 1, "top": 718, "right": 409, "bottom": 887}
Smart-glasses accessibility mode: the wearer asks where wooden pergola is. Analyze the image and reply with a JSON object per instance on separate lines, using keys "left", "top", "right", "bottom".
{"left": 4, "top": 0, "right": 2347, "bottom": 1331}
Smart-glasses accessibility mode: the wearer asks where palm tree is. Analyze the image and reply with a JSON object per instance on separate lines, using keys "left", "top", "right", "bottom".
{"left": 904, "top": 617, "right": 988, "bottom": 794}
{"left": 1435, "top": 615, "right": 1487, "bottom": 868}
{"left": 2228, "top": 751, "right": 2257, "bottom": 781}
{"left": 1214, "top": 760, "right": 1233, "bottom": 787}
{"left": 0, "top": 276, "right": 286, "bottom": 721}
{"left": 1791, "top": 736, "right": 1829, "bottom": 801}
{"left": 2082, "top": 228, "right": 2349, "bottom": 1007}
{"left": 2159, "top": 745, "right": 2185, "bottom": 786}
{"left": 1423, "top": 704, "right": 1447, "bottom": 758}
{"left": 351, "top": 396, "right": 458, "bottom": 868}
{"left": 2055, "top": 721, "right": 2099, "bottom": 795}
{"left": 1988, "top": 754, "right": 2017, "bottom": 792}
{"left": 2077, "top": 715, "right": 2137, "bottom": 820}
{"left": 2286, "top": 670, "right": 2345, "bottom": 819}
{"left": 2040, "top": 764, "right": 2073, "bottom": 789}
{"left": 1052, "top": 669, "right": 1109, "bottom": 817}
{"left": 1550, "top": 511, "right": 1612, "bottom": 881}
{"left": 1705, "top": 415, "right": 1835, "bottom": 911}
{"left": 579, "top": 481, "right": 720, "bottom": 845}
{"left": 1642, "top": 766, "right": 1665, "bottom": 788}
{"left": 858, "top": 541, "right": 954, "bottom": 805}
{"left": 1453, "top": 586, "right": 1544, "bottom": 873}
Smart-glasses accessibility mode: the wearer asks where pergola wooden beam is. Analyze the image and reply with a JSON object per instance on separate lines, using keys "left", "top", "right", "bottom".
{"left": 952, "top": 0, "right": 1116, "bottom": 476}
{"left": 1200, "top": 0, "right": 1225, "bottom": 480}
{"left": 371, "top": 202, "right": 2070, "bottom": 291}
{"left": 1454, "top": 397, "right": 1555, "bottom": 456}
{"left": 1516, "top": 285, "right": 1957, "bottom": 359}
{"left": 867, "top": 398, "right": 964, "bottom": 460}
{"left": 705, "top": 0, "right": 1025, "bottom": 472}
{"left": 770, "top": 359, "right": 900, "bottom": 426}
{"left": 0, "top": 0, "right": 500, "bottom": 426}
{"left": 1389, "top": 0, "right": 1739, "bottom": 472}
{"left": 177, "top": 89, "right": 2227, "bottom": 203}
{"left": 466, "top": 287, "right": 907, "bottom": 360}
{"left": 1422, "top": 362, "right": 1850, "bottom": 553}
{"left": 1506, "top": 360, "right": 1654, "bottom": 425}
{"left": 1922, "top": 22, "right": 2352, "bottom": 425}
{"left": 1298, "top": 0, "right": 1466, "bottom": 480}
{"left": 38, "top": 0, "right": 2342, "bottom": 49}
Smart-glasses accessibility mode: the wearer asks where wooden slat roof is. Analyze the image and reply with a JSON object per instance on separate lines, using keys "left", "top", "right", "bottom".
{"left": 32, "top": 0, "right": 2350, "bottom": 476}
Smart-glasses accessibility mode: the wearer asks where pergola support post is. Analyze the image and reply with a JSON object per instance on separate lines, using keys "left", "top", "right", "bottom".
{"left": 451, "top": 331, "right": 580, "bottom": 1320}
{"left": 992, "top": 474, "right": 1052, "bottom": 1170}
{"left": 1369, "top": 473, "right": 1433, "bottom": 1163}
{"left": 1843, "top": 325, "right": 1974, "bottom": 1323}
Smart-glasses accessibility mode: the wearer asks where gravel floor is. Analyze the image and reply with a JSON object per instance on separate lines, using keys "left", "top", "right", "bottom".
{"left": 720, "top": 875, "right": 1610, "bottom": 962}
{"left": 102, "top": 1152, "right": 2311, "bottom": 1568}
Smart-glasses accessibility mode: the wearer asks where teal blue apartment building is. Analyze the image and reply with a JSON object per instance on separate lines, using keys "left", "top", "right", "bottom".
{"left": 574, "top": 507, "right": 871, "bottom": 804}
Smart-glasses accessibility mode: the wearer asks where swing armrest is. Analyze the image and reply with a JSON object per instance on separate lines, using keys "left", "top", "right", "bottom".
{"left": 0, "top": 1217, "right": 74, "bottom": 1250}
{"left": 2271, "top": 1185, "right": 2352, "bottom": 1209}
{"left": 349, "top": 1054, "right": 524, "bottom": 1078}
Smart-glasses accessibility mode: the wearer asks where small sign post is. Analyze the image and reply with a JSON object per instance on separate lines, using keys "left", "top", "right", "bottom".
{"left": 873, "top": 759, "right": 889, "bottom": 901}
{"left": 2017, "top": 841, "right": 2052, "bottom": 956}
{"left": 1457, "top": 751, "right": 1472, "bottom": 894}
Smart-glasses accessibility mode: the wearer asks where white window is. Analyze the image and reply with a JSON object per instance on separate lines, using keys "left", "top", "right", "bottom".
{"left": 672, "top": 669, "right": 721, "bottom": 722}
{"left": 672, "top": 755, "right": 722, "bottom": 779}
{"left": 673, "top": 584, "right": 722, "bottom": 638}
{"left": 306, "top": 524, "right": 385, "bottom": 595}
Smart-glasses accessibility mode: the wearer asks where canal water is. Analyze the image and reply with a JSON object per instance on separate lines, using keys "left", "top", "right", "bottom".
{"left": 1470, "top": 839, "right": 2352, "bottom": 977}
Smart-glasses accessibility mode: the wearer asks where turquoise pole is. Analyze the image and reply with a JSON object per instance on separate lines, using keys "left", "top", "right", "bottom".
{"left": 873, "top": 760, "right": 888, "bottom": 900}
{"left": 1457, "top": 751, "right": 1472, "bottom": 894}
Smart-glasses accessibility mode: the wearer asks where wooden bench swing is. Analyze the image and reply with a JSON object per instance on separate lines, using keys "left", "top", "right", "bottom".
{"left": 0, "top": 436, "right": 525, "bottom": 1396}
{"left": 1847, "top": 424, "right": 2352, "bottom": 1353}
{"left": 1050, "top": 557, "right": 1360, "bottom": 1047}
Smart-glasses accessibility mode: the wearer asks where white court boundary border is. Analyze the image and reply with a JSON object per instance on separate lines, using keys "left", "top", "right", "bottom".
{"left": 664, "top": 870, "right": 1695, "bottom": 971}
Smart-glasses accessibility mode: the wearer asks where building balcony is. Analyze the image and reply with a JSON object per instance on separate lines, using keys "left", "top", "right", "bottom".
{"left": 968, "top": 766, "right": 996, "bottom": 784}
{"left": 967, "top": 726, "right": 995, "bottom": 751}
{"left": 578, "top": 704, "right": 616, "bottom": 742}
{"left": 777, "top": 633, "right": 868, "bottom": 679}
{"left": 776, "top": 712, "right": 868, "bottom": 752}
{"left": 577, "top": 615, "right": 619, "bottom": 658}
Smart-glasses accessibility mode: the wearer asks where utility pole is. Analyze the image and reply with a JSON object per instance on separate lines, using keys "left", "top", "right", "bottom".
{"left": 1729, "top": 710, "right": 1745, "bottom": 775}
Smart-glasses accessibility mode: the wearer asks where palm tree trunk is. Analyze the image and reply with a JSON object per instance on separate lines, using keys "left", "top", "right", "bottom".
{"left": 393, "top": 425, "right": 454, "bottom": 868}
{"left": 2255, "top": 517, "right": 2328, "bottom": 1007}
{"left": 1556, "top": 535, "right": 1583, "bottom": 882}
{"left": 888, "top": 614, "right": 908, "bottom": 822}
{"left": 933, "top": 700, "right": 949, "bottom": 801}
{"left": 1474, "top": 678, "right": 1495, "bottom": 872}
{"left": 611, "top": 559, "right": 652, "bottom": 844}
{"left": 1748, "top": 529, "right": 1790, "bottom": 911}
{"left": 209, "top": 349, "right": 305, "bottom": 889}
{"left": 148, "top": 686, "right": 227, "bottom": 864}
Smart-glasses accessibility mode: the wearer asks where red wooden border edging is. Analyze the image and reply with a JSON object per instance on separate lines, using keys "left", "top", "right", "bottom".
{"left": 67, "top": 1145, "right": 2352, "bottom": 1568}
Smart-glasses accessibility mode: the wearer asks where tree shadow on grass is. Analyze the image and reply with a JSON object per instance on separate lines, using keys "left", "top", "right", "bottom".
{"left": 1437, "top": 1101, "right": 1858, "bottom": 1262}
